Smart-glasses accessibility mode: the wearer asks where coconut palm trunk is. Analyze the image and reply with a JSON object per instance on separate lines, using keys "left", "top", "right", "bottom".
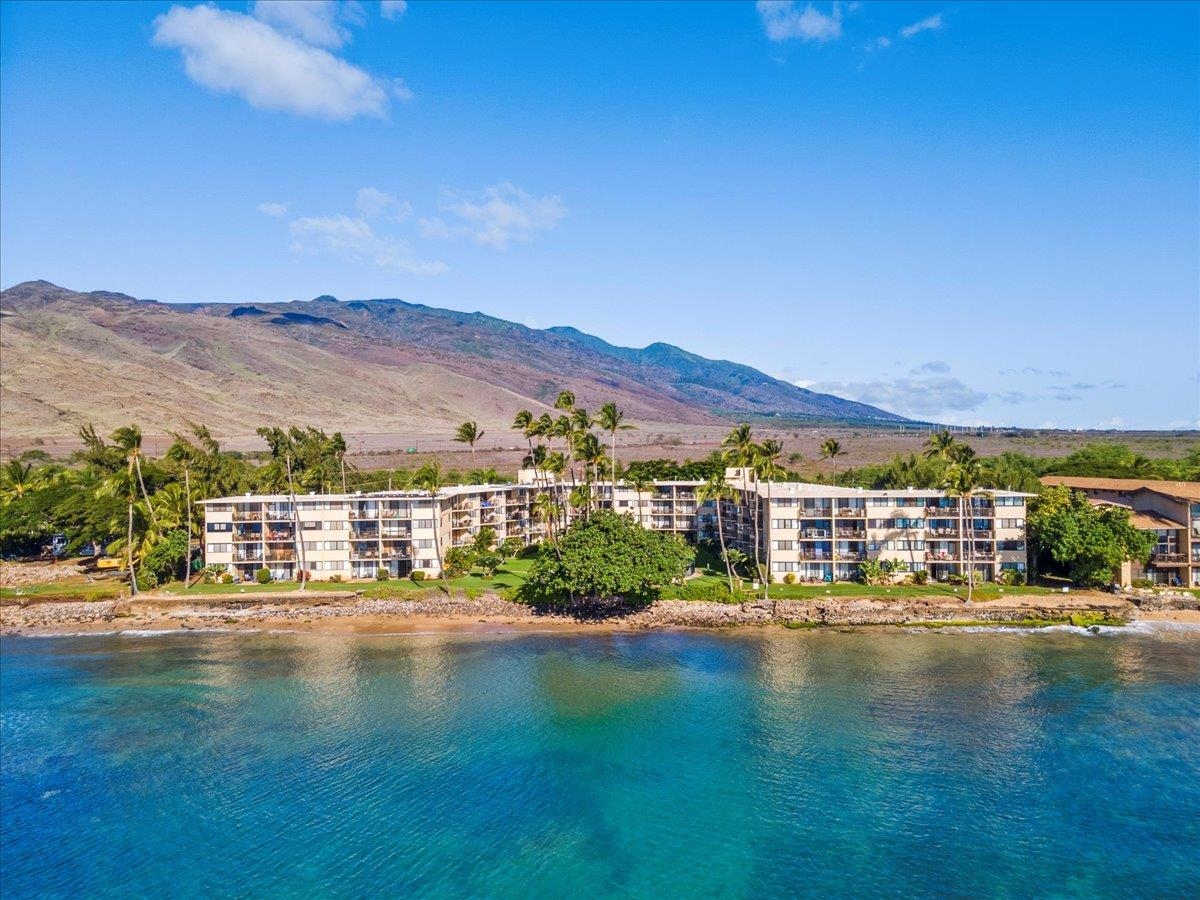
{"left": 127, "top": 498, "right": 138, "bottom": 595}
{"left": 285, "top": 454, "right": 307, "bottom": 591}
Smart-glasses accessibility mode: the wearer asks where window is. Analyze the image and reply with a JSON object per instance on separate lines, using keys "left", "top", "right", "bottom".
{"left": 772, "top": 540, "right": 795, "bottom": 551}
{"left": 413, "top": 519, "right": 434, "bottom": 530}
{"left": 300, "top": 521, "right": 321, "bottom": 531}
{"left": 207, "top": 522, "right": 232, "bottom": 532}
{"left": 895, "top": 540, "right": 925, "bottom": 550}
{"left": 869, "top": 497, "right": 891, "bottom": 506}
{"left": 302, "top": 542, "right": 322, "bottom": 551}
{"left": 771, "top": 519, "right": 797, "bottom": 530}
{"left": 206, "top": 543, "right": 231, "bottom": 554}
{"left": 998, "top": 540, "right": 1025, "bottom": 552}
{"left": 414, "top": 539, "right": 434, "bottom": 549}
{"left": 999, "top": 518, "right": 1025, "bottom": 529}
{"left": 323, "top": 541, "right": 347, "bottom": 551}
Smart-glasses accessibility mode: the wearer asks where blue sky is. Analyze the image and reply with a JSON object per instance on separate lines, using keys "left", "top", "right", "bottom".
{"left": 2, "top": 1, "right": 1197, "bottom": 429}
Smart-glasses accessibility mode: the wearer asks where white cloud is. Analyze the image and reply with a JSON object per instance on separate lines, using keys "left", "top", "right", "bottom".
{"left": 390, "top": 77, "right": 414, "bottom": 101}
{"left": 900, "top": 13, "right": 943, "bottom": 39}
{"left": 152, "top": 5, "right": 391, "bottom": 121}
{"left": 257, "top": 201, "right": 288, "bottom": 217}
{"left": 251, "top": 1, "right": 349, "bottom": 49}
{"left": 870, "top": 35, "right": 891, "bottom": 49}
{"left": 421, "top": 182, "right": 566, "bottom": 249}
{"left": 756, "top": 1, "right": 843, "bottom": 43}
{"left": 289, "top": 214, "right": 446, "bottom": 274}
{"left": 804, "top": 376, "right": 988, "bottom": 419}
{"left": 380, "top": 0, "right": 407, "bottom": 20}
{"left": 356, "top": 187, "right": 411, "bottom": 220}
{"left": 908, "top": 360, "right": 950, "bottom": 375}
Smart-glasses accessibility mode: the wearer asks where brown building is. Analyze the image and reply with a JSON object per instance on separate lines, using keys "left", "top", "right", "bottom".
{"left": 1039, "top": 477, "right": 1200, "bottom": 587}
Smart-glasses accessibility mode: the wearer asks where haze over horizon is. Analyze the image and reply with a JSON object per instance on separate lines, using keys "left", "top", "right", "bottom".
{"left": 2, "top": 1, "right": 1197, "bottom": 430}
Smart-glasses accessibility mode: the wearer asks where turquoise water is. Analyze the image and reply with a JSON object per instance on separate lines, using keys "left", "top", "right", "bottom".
{"left": 2, "top": 627, "right": 1199, "bottom": 898}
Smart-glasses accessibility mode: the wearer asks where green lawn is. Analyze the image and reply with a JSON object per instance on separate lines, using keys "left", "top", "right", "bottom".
{"left": 0, "top": 581, "right": 128, "bottom": 602}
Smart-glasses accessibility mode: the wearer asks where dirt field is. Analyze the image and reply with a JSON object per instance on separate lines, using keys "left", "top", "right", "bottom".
{"left": 4, "top": 426, "right": 1196, "bottom": 476}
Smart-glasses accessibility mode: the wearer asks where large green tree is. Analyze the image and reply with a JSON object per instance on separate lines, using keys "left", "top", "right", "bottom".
{"left": 522, "top": 509, "right": 693, "bottom": 605}
{"left": 1028, "top": 485, "right": 1154, "bottom": 587}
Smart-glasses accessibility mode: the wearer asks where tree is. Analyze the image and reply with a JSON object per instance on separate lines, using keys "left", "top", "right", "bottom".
{"left": 414, "top": 462, "right": 448, "bottom": 589}
{"left": 498, "top": 536, "right": 524, "bottom": 560}
{"left": 819, "top": 438, "right": 846, "bottom": 477}
{"left": 453, "top": 420, "right": 484, "bottom": 457}
{"left": 625, "top": 471, "right": 653, "bottom": 528}
{"left": 943, "top": 458, "right": 990, "bottom": 602}
{"left": 596, "top": 402, "right": 635, "bottom": 500}
{"left": 923, "top": 430, "right": 956, "bottom": 460}
{"left": 521, "top": 509, "right": 693, "bottom": 605}
{"left": 753, "top": 439, "right": 784, "bottom": 598}
{"left": 722, "top": 424, "right": 760, "bottom": 585}
{"left": 533, "top": 491, "right": 561, "bottom": 558}
{"left": 697, "top": 473, "right": 737, "bottom": 593}
{"left": 1028, "top": 485, "right": 1154, "bottom": 587}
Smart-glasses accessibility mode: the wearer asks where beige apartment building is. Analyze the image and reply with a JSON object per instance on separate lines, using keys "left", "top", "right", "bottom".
{"left": 1040, "top": 476, "right": 1200, "bottom": 587}
{"left": 201, "top": 469, "right": 1031, "bottom": 584}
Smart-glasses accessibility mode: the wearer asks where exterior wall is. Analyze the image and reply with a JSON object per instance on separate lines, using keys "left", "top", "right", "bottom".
{"left": 201, "top": 479, "right": 1031, "bottom": 583}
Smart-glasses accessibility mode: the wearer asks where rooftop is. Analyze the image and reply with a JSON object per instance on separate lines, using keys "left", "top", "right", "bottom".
{"left": 1040, "top": 476, "right": 1200, "bottom": 502}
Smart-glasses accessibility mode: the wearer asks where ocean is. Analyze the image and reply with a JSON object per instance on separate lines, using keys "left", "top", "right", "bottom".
{"left": 2, "top": 626, "right": 1198, "bottom": 897}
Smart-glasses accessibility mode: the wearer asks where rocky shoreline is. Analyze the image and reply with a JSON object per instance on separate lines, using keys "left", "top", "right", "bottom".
{"left": 4, "top": 589, "right": 1197, "bottom": 636}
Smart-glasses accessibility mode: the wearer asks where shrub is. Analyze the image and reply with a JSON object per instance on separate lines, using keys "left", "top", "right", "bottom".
{"left": 498, "top": 537, "right": 524, "bottom": 560}
{"left": 410, "top": 569, "right": 426, "bottom": 582}
{"left": 1131, "top": 578, "right": 1155, "bottom": 589}
{"left": 477, "top": 553, "right": 503, "bottom": 577}
{"left": 997, "top": 569, "right": 1026, "bottom": 586}
{"left": 376, "top": 567, "right": 390, "bottom": 581}
{"left": 783, "top": 572, "right": 797, "bottom": 584}
{"left": 912, "top": 569, "right": 929, "bottom": 586}
{"left": 464, "top": 587, "right": 484, "bottom": 600}
{"left": 945, "top": 573, "right": 966, "bottom": 585}
{"left": 255, "top": 567, "right": 272, "bottom": 584}
{"left": 220, "top": 572, "right": 234, "bottom": 584}
{"left": 443, "top": 547, "right": 474, "bottom": 578}
{"left": 329, "top": 573, "right": 343, "bottom": 583}
{"left": 135, "top": 569, "right": 158, "bottom": 590}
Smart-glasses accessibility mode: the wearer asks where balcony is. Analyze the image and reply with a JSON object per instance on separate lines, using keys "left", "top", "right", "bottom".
{"left": 970, "top": 530, "right": 994, "bottom": 540}
{"left": 233, "top": 549, "right": 263, "bottom": 562}
{"left": 925, "top": 551, "right": 960, "bottom": 561}
{"left": 928, "top": 528, "right": 959, "bottom": 537}
{"left": 349, "top": 550, "right": 380, "bottom": 561}
{"left": 799, "top": 530, "right": 832, "bottom": 540}
{"left": 798, "top": 509, "right": 832, "bottom": 519}
{"left": 835, "top": 507, "right": 865, "bottom": 518}
{"left": 265, "top": 530, "right": 294, "bottom": 542}
{"left": 348, "top": 509, "right": 378, "bottom": 520}
{"left": 1152, "top": 552, "right": 1188, "bottom": 566}
{"left": 834, "top": 552, "right": 865, "bottom": 562}
{"left": 835, "top": 528, "right": 865, "bottom": 538}
{"left": 265, "top": 549, "right": 296, "bottom": 562}
{"left": 797, "top": 552, "right": 832, "bottom": 561}
{"left": 381, "top": 529, "right": 411, "bottom": 541}
{"left": 232, "top": 531, "right": 263, "bottom": 543}
{"left": 232, "top": 510, "right": 261, "bottom": 522}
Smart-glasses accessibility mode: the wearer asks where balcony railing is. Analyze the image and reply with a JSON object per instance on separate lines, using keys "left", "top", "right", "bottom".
{"left": 798, "top": 509, "right": 832, "bottom": 519}
{"left": 928, "top": 528, "right": 959, "bottom": 537}
{"left": 835, "top": 529, "right": 865, "bottom": 538}
{"left": 1151, "top": 553, "right": 1187, "bottom": 565}
{"left": 349, "top": 551, "right": 380, "bottom": 561}
{"left": 265, "top": 549, "right": 295, "bottom": 562}
{"left": 232, "top": 510, "right": 261, "bottom": 521}
{"left": 265, "top": 531, "right": 294, "bottom": 542}
{"left": 233, "top": 549, "right": 263, "bottom": 562}
{"left": 799, "top": 530, "right": 832, "bottom": 539}
{"left": 925, "top": 551, "right": 960, "bottom": 561}
{"left": 797, "top": 552, "right": 833, "bottom": 561}
{"left": 834, "top": 553, "right": 865, "bottom": 562}
{"left": 835, "top": 507, "right": 865, "bottom": 517}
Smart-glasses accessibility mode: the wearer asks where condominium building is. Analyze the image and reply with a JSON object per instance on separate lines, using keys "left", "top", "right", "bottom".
{"left": 1040, "top": 476, "right": 1200, "bottom": 587}
{"left": 199, "top": 470, "right": 1032, "bottom": 584}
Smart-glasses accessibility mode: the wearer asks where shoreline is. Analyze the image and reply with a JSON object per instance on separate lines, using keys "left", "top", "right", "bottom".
{"left": 4, "top": 591, "right": 1198, "bottom": 638}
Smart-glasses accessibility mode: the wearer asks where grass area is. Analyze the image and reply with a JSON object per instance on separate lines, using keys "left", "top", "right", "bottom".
{"left": 1, "top": 581, "right": 127, "bottom": 602}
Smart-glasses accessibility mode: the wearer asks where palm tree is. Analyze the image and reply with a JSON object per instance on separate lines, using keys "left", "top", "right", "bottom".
{"left": 533, "top": 491, "right": 561, "bottom": 559}
{"left": 923, "top": 429, "right": 956, "bottom": 460}
{"left": 818, "top": 438, "right": 846, "bottom": 478}
{"left": 596, "top": 402, "right": 635, "bottom": 500}
{"left": 722, "top": 424, "right": 760, "bottom": 585}
{"left": 453, "top": 420, "right": 484, "bottom": 457}
{"left": 554, "top": 390, "right": 576, "bottom": 412}
{"left": 96, "top": 465, "right": 141, "bottom": 594}
{"left": 414, "top": 462, "right": 447, "bottom": 590}
{"left": 697, "top": 473, "right": 737, "bottom": 594}
{"left": 112, "top": 425, "right": 157, "bottom": 526}
{"left": 753, "top": 439, "right": 784, "bottom": 599}
{"left": 625, "top": 472, "right": 653, "bottom": 527}
{"left": 943, "top": 458, "right": 989, "bottom": 603}
{"left": 329, "top": 431, "right": 349, "bottom": 492}
{"left": 574, "top": 432, "right": 606, "bottom": 510}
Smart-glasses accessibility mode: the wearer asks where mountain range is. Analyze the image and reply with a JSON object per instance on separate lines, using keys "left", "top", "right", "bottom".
{"left": 0, "top": 280, "right": 904, "bottom": 441}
